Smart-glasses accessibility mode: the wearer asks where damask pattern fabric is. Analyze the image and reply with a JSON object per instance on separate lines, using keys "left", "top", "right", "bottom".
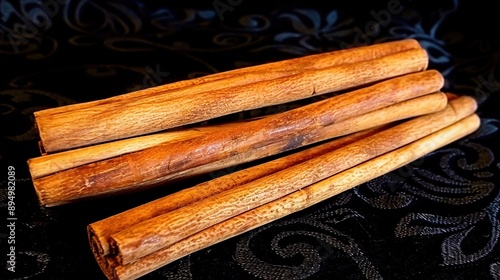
{"left": 1, "top": 1, "right": 499, "bottom": 279}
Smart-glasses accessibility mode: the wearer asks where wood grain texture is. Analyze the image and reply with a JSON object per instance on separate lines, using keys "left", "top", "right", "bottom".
{"left": 29, "top": 92, "right": 446, "bottom": 180}
{"left": 27, "top": 121, "right": 247, "bottom": 179}
{"left": 97, "top": 92, "right": 448, "bottom": 201}
{"left": 108, "top": 96, "right": 474, "bottom": 265}
{"left": 35, "top": 39, "right": 421, "bottom": 118}
{"left": 32, "top": 71, "right": 444, "bottom": 207}
{"left": 88, "top": 127, "right": 384, "bottom": 257}
{"left": 88, "top": 92, "right": 447, "bottom": 257}
{"left": 35, "top": 47, "right": 428, "bottom": 152}
{"left": 109, "top": 113, "right": 480, "bottom": 280}
{"left": 145, "top": 93, "right": 447, "bottom": 185}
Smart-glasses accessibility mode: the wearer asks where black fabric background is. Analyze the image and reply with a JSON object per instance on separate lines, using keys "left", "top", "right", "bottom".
{"left": 1, "top": 1, "right": 499, "bottom": 279}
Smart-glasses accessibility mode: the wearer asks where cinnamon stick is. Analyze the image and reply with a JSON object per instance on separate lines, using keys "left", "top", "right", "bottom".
{"left": 28, "top": 92, "right": 446, "bottom": 180}
{"left": 88, "top": 127, "right": 384, "bottom": 256}
{"left": 91, "top": 92, "right": 448, "bottom": 195}
{"left": 35, "top": 48, "right": 428, "bottom": 152}
{"left": 89, "top": 92, "right": 448, "bottom": 258}
{"left": 88, "top": 95, "right": 477, "bottom": 279}
{"left": 27, "top": 122, "right": 241, "bottom": 179}
{"left": 107, "top": 96, "right": 475, "bottom": 265}
{"left": 32, "top": 71, "right": 444, "bottom": 206}
{"left": 108, "top": 113, "right": 480, "bottom": 280}
{"left": 35, "top": 39, "right": 421, "bottom": 119}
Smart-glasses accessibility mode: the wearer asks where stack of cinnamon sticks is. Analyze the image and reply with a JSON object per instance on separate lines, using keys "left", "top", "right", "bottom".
{"left": 27, "top": 39, "right": 480, "bottom": 279}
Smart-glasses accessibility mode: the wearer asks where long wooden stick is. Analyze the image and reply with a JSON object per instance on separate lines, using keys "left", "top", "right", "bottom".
{"left": 88, "top": 127, "right": 386, "bottom": 276}
{"left": 88, "top": 92, "right": 447, "bottom": 257}
{"left": 88, "top": 127, "right": 383, "bottom": 256}
{"left": 35, "top": 39, "right": 421, "bottom": 118}
{"left": 28, "top": 92, "right": 446, "bottom": 180}
{"left": 32, "top": 71, "right": 443, "bottom": 207}
{"left": 93, "top": 92, "right": 448, "bottom": 200}
{"left": 107, "top": 96, "right": 475, "bottom": 265}
{"left": 35, "top": 48, "right": 428, "bottom": 152}
{"left": 27, "top": 122, "right": 241, "bottom": 179}
{"left": 108, "top": 113, "right": 480, "bottom": 280}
